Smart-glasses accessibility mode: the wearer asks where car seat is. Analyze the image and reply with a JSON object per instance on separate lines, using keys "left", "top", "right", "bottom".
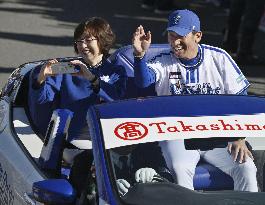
{"left": 39, "top": 109, "right": 73, "bottom": 177}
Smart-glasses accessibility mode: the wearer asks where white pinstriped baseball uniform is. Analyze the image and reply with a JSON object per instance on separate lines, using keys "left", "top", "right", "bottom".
{"left": 147, "top": 44, "right": 249, "bottom": 96}
{"left": 134, "top": 44, "right": 258, "bottom": 191}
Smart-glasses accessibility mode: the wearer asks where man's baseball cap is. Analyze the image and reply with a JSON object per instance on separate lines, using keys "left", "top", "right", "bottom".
{"left": 167, "top": 9, "right": 200, "bottom": 36}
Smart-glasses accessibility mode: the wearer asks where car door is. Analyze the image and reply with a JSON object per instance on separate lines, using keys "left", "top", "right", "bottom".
{"left": 0, "top": 65, "right": 46, "bottom": 205}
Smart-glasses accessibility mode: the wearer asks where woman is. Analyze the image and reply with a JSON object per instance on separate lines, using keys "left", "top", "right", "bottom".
{"left": 29, "top": 17, "right": 127, "bottom": 140}
{"left": 28, "top": 17, "right": 127, "bottom": 198}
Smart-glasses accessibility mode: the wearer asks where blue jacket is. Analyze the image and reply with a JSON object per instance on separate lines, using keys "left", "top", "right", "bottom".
{"left": 28, "top": 59, "right": 127, "bottom": 140}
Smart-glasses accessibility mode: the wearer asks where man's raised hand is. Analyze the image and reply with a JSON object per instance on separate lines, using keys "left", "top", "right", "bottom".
{"left": 132, "top": 25, "right": 151, "bottom": 58}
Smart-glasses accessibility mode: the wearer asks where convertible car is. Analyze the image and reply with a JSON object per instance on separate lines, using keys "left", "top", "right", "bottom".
{"left": 0, "top": 44, "right": 265, "bottom": 205}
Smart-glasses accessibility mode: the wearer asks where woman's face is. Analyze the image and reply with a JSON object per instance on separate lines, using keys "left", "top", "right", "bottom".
{"left": 75, "top": 34, "right": 102, "bottom": 64}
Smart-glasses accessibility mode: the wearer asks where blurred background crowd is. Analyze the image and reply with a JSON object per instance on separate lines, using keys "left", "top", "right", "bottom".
{"left": 0, "top": 0, "right": 264, "bottom": 94}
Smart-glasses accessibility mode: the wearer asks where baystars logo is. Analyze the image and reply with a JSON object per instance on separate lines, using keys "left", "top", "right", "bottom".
{"left": 174, "top": 15, "right": 181, "bottom": 25}
{"left": 114, "top": 122, "right": 148, "bottom": 140}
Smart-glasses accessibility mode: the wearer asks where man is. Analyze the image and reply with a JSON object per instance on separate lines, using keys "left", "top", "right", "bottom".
{"left": 131, "top": 9, "right": 258, "bottom": 191}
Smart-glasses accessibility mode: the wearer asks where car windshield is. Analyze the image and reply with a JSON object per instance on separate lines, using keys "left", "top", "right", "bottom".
{"left": 97, "top": 95, "right": 265, "bottom": 204}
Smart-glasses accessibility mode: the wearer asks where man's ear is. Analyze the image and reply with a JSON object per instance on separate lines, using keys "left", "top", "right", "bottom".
{"left": 195, "top": 31, "right": 202, "bottom": 43}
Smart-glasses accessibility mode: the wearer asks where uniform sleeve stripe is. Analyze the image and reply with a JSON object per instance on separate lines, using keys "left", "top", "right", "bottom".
{"left": 236, "top": 82, "right": 250, "bottom": 95}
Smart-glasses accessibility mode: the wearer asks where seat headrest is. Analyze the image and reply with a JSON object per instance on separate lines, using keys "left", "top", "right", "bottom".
{"left": 109, "top": 44, "right": 171, "bottom": 77}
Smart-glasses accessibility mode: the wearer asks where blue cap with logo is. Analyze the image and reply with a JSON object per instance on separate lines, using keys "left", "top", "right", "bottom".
{"left": 167, "top": 9, "right": 200, "bottom": 36}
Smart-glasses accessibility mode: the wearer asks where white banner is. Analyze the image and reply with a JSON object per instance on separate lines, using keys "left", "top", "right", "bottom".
{"left": 100, "top": 114, "right": 265, "bottom": 149}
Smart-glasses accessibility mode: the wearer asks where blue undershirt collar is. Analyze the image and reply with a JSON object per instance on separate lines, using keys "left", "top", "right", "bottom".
{"left": 178, "top": 45, "right": 203, "bottom": 69}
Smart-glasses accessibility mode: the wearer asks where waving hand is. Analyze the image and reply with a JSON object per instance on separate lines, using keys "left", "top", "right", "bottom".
{"left": 132, "top": 25, "right": 151, "bottom": 58}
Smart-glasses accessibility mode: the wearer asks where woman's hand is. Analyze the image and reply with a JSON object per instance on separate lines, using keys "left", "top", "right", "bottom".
{"left": 37, "top": 59, "right": 58, "bottom": 85}
{"left": 132, "top": 25, "right": 151, "bottom": 58}
{"left": 70, "top": 60, "right": 95, "bottom": 81}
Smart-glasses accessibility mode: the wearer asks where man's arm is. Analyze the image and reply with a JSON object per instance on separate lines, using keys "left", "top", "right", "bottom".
{"left": 134, "top": 55, "right": 156, "bottom": 88}
{"left": 223, "top": 54, "right": 253, "bottom": 163}
{"left": 132, "top": 25, "right": 156, "bottom": 88}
